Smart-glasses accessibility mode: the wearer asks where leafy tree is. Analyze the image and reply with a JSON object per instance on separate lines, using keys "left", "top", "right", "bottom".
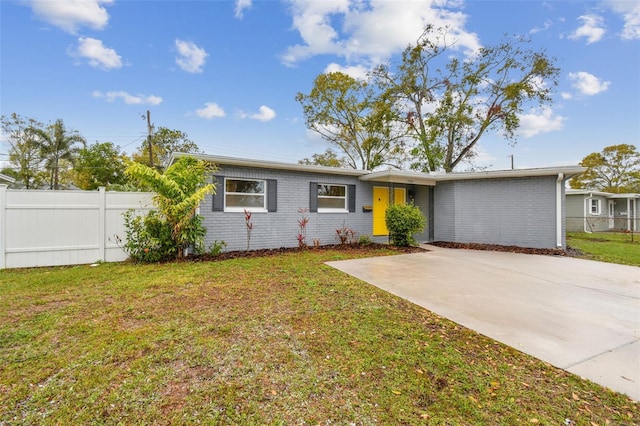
{"left": 31, "top": 119, "right": 86, "bottom": 189}
{"left": 569, "top": 144, "right": 640, "bottom": 193}
{"left": 74, "top": 142, "right": 129, "bottom": 190}
{"left": 125, "top": 156, "right": 215, "bottom": 260}
{"left": 299, "top": 148, "right": 348, "bottom": 168}
{"left": 373, "top": 26, "right": 560, "bottom": 172}
{"left": 132, "top": 127, "right": 202, "bottom": 171}
{"left": 1, "top": 113, "right": 46, "bottom": 189}
{"left": 296, "top": 72, "right": 407, "bottom": 170}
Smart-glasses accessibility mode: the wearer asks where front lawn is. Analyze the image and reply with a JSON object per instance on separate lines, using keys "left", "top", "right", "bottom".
{"left": 567, "top": 232, "right": 640, "bottom": 266}
{"left": 1, "top": 247, "right": 637, "bottom": 424}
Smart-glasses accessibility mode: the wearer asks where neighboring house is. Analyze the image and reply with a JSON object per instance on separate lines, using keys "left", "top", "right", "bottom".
{"left": 0, "top": 173, "right": 16, "bottom": 187}
{"left": 171, "top": 153, "right": 584, "bottom": 251}
{"left": 566, "top": 189, "right": 639, "bottom": 233}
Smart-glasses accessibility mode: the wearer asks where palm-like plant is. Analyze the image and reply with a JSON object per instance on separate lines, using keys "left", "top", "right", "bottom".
{"left": 32, "top": 119, "right": 86, "bottom": 190}
{"left": 125, "top": 156, "right": 216, "bottom": 258}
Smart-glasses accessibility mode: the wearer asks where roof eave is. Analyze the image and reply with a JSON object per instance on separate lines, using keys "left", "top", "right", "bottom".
{"left": 359, "top": 170, "right": 436, "bottom": 185}
{"left": 170, "top": 152, "right": 369, "bottom": 177}
{"left": 433, "top": 166, "right": 586, "bottom": 181}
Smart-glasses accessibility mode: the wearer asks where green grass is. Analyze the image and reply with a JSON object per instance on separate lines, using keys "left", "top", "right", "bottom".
{"left": 568, "top": 232, "right": 640, "bottom": 266}
{"left": 1, "top": 247, "right": 638, "bottom": 425}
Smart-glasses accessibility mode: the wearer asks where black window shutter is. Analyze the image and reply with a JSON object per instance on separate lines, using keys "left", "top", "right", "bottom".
{"left": 309, "top": 182, "right": 318, "bottom": 212}
{"left": 267, "top": 179, "right": 277, "bottom": 212}
{"left": 212, "top": 175, "right": 224, "bottom": 212}
{"left": 348, "top": 184, "right": 356, "bottom": 212}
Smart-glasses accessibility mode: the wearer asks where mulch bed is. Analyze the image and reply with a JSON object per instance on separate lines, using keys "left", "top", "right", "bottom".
{"left": 184, "top": 241, "right": 580, "bottom": 263}
{"left": 188, "top": 243, "right": 427, "bottom": 262}
{"left": 428, "top": 241, "right": 572, "bottom": 256}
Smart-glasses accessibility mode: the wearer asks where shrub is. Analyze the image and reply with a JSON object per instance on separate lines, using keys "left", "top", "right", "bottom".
{"left": 358, "top": 234, "right": 373, "bottom": 245}
{"left": 385, "top": 203, "right": 426, "bottom": 247}
{"left": 209, "top": 240, "right": 227, "bottom": 256}
{"left": 120, "top": 210, "right": 176, "bottom": 263}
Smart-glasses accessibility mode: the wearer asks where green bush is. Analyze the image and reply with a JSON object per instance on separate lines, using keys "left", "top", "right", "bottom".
{"left": 120, "top": 209, "right": 208, "bottom": 263}
{"left": 120, "top": 210, "right": 177, "bottom": 263}
{"left": 385, "top": 203, "right": 426, "bottom": 246}
{"left": 358, "top": 234, "right": 373, "bottom": 245}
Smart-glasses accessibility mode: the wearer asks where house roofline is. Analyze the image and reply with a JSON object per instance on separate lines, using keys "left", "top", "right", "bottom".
{"left": 170, "top": 152, "right": 584, "bottom": 184}
{"left": 431, "top": 166, "right": 585, "bottom": 181}
{"left": 566, "top": 189, "right": 640, "bottom": 199}
{"left": 359, "top": 170, "right": 437, "bottom": 185}
{"left": 170, "top": 152, "right": 369, "bottom": 177}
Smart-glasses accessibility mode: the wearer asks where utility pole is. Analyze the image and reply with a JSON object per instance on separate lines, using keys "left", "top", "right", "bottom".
{"left": 508, "top": 154, "right": 514, "bottom": 170}
{"left": 146, "top": 110, "right": 154, "bottom": 168}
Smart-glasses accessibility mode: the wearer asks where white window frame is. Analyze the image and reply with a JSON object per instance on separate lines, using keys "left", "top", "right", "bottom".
{"left": 224, "top": 178, "right": 267, "bottom": 212}
{"left": 590, "top": 199, "right": 601, "bottom": 215}
{"left": 317, "top": 183, "right": 348, "bottom": 213}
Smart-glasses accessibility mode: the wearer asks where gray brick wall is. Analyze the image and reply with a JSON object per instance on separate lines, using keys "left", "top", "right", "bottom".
{"left": 434, "top": 176, "right": 561, "bottom": 249}
{"left": 411, "top": 185, "right": 431, "bottom": 243}
{"left": 201, "top": 166, "right": 375, "bottom": 252}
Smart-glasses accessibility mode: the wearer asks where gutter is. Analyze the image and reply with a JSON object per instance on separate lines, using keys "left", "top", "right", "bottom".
{"left": 556, "top": 173, "right": 564, "bottom": 248}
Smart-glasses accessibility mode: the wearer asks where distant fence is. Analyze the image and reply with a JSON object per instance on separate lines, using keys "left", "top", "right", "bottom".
{"left": 567, "top": 216, "right": 639, "bottom": 234}
{"left": 0, "top": 185, "right": 154, "bottom": 269}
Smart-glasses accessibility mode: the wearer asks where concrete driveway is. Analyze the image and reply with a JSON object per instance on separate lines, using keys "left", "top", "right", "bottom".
{"left": 326, "top": 245, "right": 640, "bottom": 401}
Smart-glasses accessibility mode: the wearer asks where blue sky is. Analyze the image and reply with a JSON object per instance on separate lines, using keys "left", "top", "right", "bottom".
{"left": 1, "top": 0, "right": 639, "bottom": 171}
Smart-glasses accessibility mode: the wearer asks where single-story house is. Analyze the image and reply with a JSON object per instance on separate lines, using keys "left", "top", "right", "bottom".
{"left": 171, "top": 153, "right": 584, "bottom": 251}
{"left": 566, "top": 189, "right": 639, "bottom": 233}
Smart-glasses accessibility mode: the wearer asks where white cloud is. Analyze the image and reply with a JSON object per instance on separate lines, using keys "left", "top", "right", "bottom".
{"left": 518, "top": 106, "right": 566, "bottom": 138}
{"left": 92, "top": 90, "right": 162, "bottom": 105}
{"left": 234, "top": 0, "right": 252, "bottom": 18}
{"left": 568, "top": 71, "right": 611, "bottom": 95}
{"left": 605, "top": 0, "right": 640, "bottom": 40}
{"left": 236, "top": 105, "right": 277, "bottom": 122}
{"left": 250, "top": 105, "right": 276, "bottom": 122}
{"left": 529, "top": 19, "right": 553, "bottom": 35}
{"left": 70, "top": 37, "right": 122, "bottom": 70}
{"left": 175, "top": 39, "right": 208, "bottom": 73}
{"left": 196, "top": 102, "right": 226, "bottom": 119}
{"left": 569, "top": 14, "right": 606, "bottom": 44}
{"left": 281, "top": 0, "right": 480, "bottom": 66}
{"left": 324, "top": 63, "right": 369, "bottom": 80}
{"left": 561, "top": 92, "right": 573, "bottom": 100}
{"left": 29, "top": 0, "right": 113, "bottom": 34}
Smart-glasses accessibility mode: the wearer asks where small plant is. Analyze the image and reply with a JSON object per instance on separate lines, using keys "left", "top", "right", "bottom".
{"left": 313, "top": 238, "right": 321, "bottom": 247}
{"left": 385, "top": 203, "right": 426, "bottom": 247}
{"left": 336, "top": 222, "right": 357, "bottom": 244}
{"left": 244, "top": 209, "right": 253, "bottom": 251}
{"left": 209, "top": 240, "right": 227, "bottom": 256}
{"left": 358, "top": 234, "right": 373, "bottom": 245}
{"left": 297, "top": 207, "right": 310, "bottom": 249}
{"left": 118, "top": 209, "right": 176, "bottom": 263}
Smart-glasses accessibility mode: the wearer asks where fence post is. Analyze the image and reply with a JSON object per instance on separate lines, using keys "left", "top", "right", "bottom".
{"left": 0, "top": 185, "right": 6, "bottom": 269}
{"left": 98, "top": 186, "right": 106, "bottom": 262}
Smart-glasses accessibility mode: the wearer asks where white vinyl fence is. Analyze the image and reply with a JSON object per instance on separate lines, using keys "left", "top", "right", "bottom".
{"left": 0, "top": 185, "right": 154, "bottom": 269}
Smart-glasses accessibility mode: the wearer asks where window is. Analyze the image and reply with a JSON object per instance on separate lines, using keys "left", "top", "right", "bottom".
{"left": 225, "top": 178, "right": 266, "bottom": 211}
{"left": 318, "top": 184, "right": 347, "bottom": 212}
{"left": 309, "top": 182, "right": 356, "bottom": 213}
{"left": 212, "top": 176, "right": 277, "bottom": 212}
{"left": 590, "top": 199, "right": 601, "bottom": 215}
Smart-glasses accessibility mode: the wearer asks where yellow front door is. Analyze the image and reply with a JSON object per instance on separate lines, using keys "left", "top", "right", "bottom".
{"left": 394, "top": 188, "right": 406, "bottom": 206}
{"left": 373, "top": 187, "right": 389, "bottom": 235}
